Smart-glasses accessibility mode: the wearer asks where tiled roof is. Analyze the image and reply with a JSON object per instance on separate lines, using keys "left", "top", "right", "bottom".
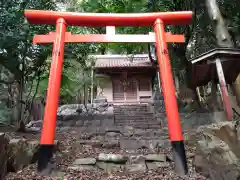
{"left": 91, "top": 54, "right": 154, "bottom": 68}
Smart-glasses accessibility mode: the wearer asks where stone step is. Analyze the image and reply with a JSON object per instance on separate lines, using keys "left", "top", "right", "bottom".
{"left": 114, "top": 116, "right": 154, "bottom": 119}
{"left": 115, "top": 116, "right": 154, "bottom": 119}
{"left": 114, "top": 105, "right": 149, "bottom": 107}
{"left": 115, "top": 122, "right": 160, "bottom": 126}
{"left": 115, "top": 122, "right": 160, "bottom": 125}
{"left": 114, "top": 107, "right": 149, "bottom": 109}
{"left": 116, "top": 124, "right": 161, "bottom": 129}
{"left": 115, "top": 116, "right": 154, "bottom": 120}
{"left": 117, "top": 117, "right": 154, "bottom": 120}
{"left": 114, "top": 109, "right": 149, "bottom": 113}
{"left": 115, "top": 120, "right": 155, "bottom": 123}
{"left": 114, "top": 112, "right": 154, "bottom": 114}
{"left": 114, "top": 111, "right": 150, "bottom": 114}
{"left": 114, "top": 107, "right": 150, "bottom": 111}
{"left": 114, "top": 111, "right": 150, "bottom": 113}
{"left": 114, "top": 106, "right": 149, "bottom": 109}
{"left": 114, "top": 112, "right": 154, "bottom": 115}
{"left": 128, "top": 119, "right": 157, "bottom": 123}
{"left": 113, "top": 105, "right": 155, "bottom": 129}
{"left": 135, "top": 119, "right": 157, "bottom": 122}
{"left": 115, "top": 125, "right": 161, "bottom": 129}
{"left": 114, "top": 114, "right": 154, "bottom": 117}
{"left": 148, "top": 125, "right": 162, "bottom": 129}
{"left": 117, "top": 124, "right": 149, "bottom": 129}
{"left": 115, "top": 118, "right": 157, "bottom": 121}
{"left": 115, "top": 115, "right": 154, "bottom": 117}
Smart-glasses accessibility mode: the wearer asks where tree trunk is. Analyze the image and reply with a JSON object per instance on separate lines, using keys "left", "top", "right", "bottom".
{"left": 205, "top": 0, "right": 240, "bottom": 106}
{"left": 206, "top": 0, "right": 234, "bottom": 47}
{"left": 210, "top": 81, "right": 220, "bottom": 111}
{"left": 77, "top": 91, "right": 81, "bottom": 104}
{"left": 11, "top": 81, "right": 21, "bottom": 124}
{"left": 17, "top": 75, "right": 26, "bottom": 132}
{"left": 83, "top": 83, "right": 88, "bottom": 105}
{"left": 90, "top": 68, "right": 94, "bottom": 104}
{"left": 30, "top": 98, "right": 44, "bottom": 121}
{"left": 11, "top": 79, "right": 26, "bottom": 132}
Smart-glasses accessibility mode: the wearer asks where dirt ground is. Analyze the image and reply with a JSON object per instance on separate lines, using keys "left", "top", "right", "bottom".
{"left": 2, "top": 127, "right": 208, "bottom": 180}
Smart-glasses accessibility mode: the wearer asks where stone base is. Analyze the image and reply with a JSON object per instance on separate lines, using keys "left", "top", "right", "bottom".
{"left": 68, "top": 153, "right": 169, "bottom": 173}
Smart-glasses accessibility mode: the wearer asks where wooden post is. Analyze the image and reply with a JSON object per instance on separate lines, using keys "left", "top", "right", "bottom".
{"left": 91, "top": 67, "right": 94, "bottom": 104}
{"left": 38, "top": 18, "right": 66, "bottom": 174}
{"left": 154, "top": 18, "right": 188, "bottom": 175}
{"left": 205, "top": 0, "right": 236, "bottom": 118}
{"left": 215, "top": 58, "right": 232, "bottom": 120}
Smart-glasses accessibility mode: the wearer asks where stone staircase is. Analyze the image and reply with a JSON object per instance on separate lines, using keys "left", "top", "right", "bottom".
{"left": 113, "top": 104, "right": 161, "bottom": 129}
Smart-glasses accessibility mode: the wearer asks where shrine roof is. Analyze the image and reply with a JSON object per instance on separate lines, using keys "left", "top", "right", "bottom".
{"left": 91, "top": 54, "right": 154, "bottom": 68}
{"left": 189, "top": 48, "right": 240, "bottom": 64}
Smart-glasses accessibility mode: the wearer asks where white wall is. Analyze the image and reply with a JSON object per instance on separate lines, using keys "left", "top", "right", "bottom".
{"left": 102, "top": 80, "right": 113, "bottom": 102}
{"left": 96, "top": 76, "right": 113, "bottom": 102}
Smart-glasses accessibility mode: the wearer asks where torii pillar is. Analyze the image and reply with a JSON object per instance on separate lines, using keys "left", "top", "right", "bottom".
{"left": 24, "top": 10, "right": 193, "bottom": 176}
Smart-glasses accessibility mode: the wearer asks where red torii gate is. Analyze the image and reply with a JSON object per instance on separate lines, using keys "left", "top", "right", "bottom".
{"left": 24, "top": 10, "right": 193, "bottom": 175}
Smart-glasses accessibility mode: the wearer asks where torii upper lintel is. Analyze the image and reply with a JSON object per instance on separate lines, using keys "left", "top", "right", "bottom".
{"left": 24, "top": 10, "right": 192, "bottom": 26}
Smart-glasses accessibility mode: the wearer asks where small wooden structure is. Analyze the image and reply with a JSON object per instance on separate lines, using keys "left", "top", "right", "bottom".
{"left": 189, "top": 48, "right": 240, "bottom": 120}
{"left": 93, "top": 54, "right": 156, "bottom": 104}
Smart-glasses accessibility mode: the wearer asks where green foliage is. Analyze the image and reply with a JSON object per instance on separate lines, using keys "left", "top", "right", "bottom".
{"left": 78, "top": 0, "right": 194, "bottom": 71}
{"left": 0, "top": 0, "right": 56, "bottom": 124}
{"left": 0, "top": 105, "right": 12, "bottom": 125}
{"left": 188, "top": 0, "right": 240, "bottom": 57}
{"left": 0, "top": 0, "right": 56, "bottom": 78}
{"left": 0, "top": 83, "right": 12, "bottom": 125}
{"left": 60, "top": 58, "right": 93, "bottom": 97}
{"left": 0, "top": 0, "right": 56, "bottom": 94}
{"left": 80, "top": 0, "right": 153, "bottom": 54}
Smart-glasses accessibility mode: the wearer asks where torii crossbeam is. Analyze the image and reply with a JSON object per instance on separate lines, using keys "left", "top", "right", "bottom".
{"left": 24, "top": 10, "right": 193, "bottom": 176}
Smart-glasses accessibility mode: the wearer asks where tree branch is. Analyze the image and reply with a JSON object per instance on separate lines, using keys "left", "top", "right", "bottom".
{"left": 0, "top": 79, "right": 14, "bottom": 85}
